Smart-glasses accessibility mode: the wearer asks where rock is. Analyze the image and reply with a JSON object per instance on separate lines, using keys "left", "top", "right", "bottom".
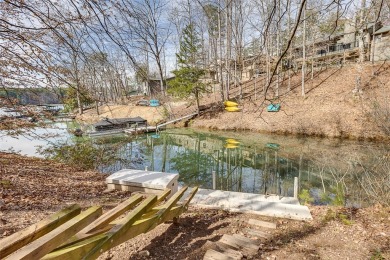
{"left": 139, "top": 250, "right": 150, "bottom": 257}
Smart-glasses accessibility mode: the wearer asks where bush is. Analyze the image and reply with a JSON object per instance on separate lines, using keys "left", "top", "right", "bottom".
{"left": 39, "top": 139, "right": 121, "bottom": 170}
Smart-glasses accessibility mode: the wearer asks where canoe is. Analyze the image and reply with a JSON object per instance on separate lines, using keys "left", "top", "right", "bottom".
{"left": 266, "top": 143, "right": 280, "bottom": 149}
{"left": 226, "top": 138, "right": 240, "bottom": 144}
{"left": 267, "top": 103, "right": 280, "bottom": 112}
{"left": 224, "top": 101, "right": 239, "bottom": 107}
{"left": 225, "top": 107, "right": 241, "bottom": 112}
{"left": 225, "top": 143, "right": 238, "bottom": 149}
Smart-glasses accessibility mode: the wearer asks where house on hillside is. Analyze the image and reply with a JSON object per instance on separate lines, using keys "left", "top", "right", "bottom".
{"left": 372, "top": 25, "right": 390, "bottom": 61}
{"left": 292, "top": 20, "right": 388, "bottom": 64}
{"left": 200, "top": 20, "right": 390, "bottom": 91}
{"left": 141, "top": 76, "right": 175, "bottom": 96}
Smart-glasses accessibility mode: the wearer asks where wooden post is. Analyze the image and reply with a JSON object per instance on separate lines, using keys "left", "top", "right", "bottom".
{"left": 212, "top": 171, "right": 216, "bottom": 190}
{"left": 294, "top": 177, "right": 299, "bottom": 199}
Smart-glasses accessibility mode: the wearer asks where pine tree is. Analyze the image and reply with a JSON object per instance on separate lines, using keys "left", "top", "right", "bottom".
{"left": 168, "top": 23, "right": 207, "bottom": 114}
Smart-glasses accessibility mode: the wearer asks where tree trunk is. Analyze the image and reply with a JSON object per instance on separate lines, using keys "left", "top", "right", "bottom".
{"left": 95, "top": 100, "right": 99, "bottom": 115}
{"left": 195, "top": 88, "right": 200, "bottom": 115}
{"left": 76, "top": 86, "right": 83, "bottom": 115}
{"left": 218, "top": 0, "right": 225, "bottom": 102}
{"left": 301, "top": 2, "right": 306, "bottom": 97}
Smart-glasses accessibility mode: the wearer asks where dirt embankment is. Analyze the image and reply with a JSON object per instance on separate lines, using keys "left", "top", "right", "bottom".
{"left": 77, "top": 103, "right": 167, "bottom": 125}
{"left": 190, "top": 62, "right": 389, "bottom": 140}
{"left": 1, "top": 153, "right": 389, "bottom": 259}
{"left": 76, "top": 63, "right": 390, "bottom": 140}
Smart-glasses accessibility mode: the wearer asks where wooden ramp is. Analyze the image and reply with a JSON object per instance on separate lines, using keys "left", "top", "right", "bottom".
{"left": 156, "top": 112, "right": 198, "bottom": 130}
{"left": 203, "top": 218, "right": 277, "bottom": 260}
{"left": 0, "top": 187, "right": 198, "bottom": 260}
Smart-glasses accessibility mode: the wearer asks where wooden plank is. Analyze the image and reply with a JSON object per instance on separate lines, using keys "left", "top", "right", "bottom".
{"left": 78, "top": 194, "right": 143, "bottom": 235}
{"left": 61, "top": 195, "right": 144, "bottom": 245}
{"left": 204, "top": 249, "right": 236, "bottom": 260}
{"left": 157, "top": 113, "right": 198, "bottom": 129}
{"left": 44, "top": 188, "right": 198, "bottom": 259}
{"left": 247, "top": 219, "right": 277, "bottom": 229}
{"left": 5, "top": 206, "right": 102, "bottom": 260}
{"left": 148, "top": 186, "right": 188, "bottom": 229}
{"left": 182, "top": 186, "right": 199, "bottom": 209}
{"left": 44, "top": 215, "right": 160, "bottom": 259}
{"left": 156, "top": 188, "right": 172, "bottom": 203}
{"left": 82, "top": 195, "right": 158, "bottom": 259}
{"left": 57, "top": 205, "right": 184, "bottom": 253}
{"left": 41, "top": 234, "right": 107, "bottom": 260}
{"left": 204, "top": 241, "right": 243, "bottom": 260}
{"left": 232, "top": 234, "right": 260, "bottom": 247}
{"left": 0, "top": 204, "right": 81, "bottom": 258}
{"left": 220, "top": 234, "right": 259, "bottom": 256}
{"left": 244, "top": 228, "right": 271, "bottom": 239}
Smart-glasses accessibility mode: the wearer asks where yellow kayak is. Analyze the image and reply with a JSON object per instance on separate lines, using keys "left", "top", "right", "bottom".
{"left": 226, "top": 138, "right": 240, "bottom": 144}
{"left": 225, "top": 107, "right": 241, "bottom": 112}
{"left": 224, "top": 101, "right": 239, "bottom": 107}
{"left": 225, "top": 143, "right": 238, "bottom": 149}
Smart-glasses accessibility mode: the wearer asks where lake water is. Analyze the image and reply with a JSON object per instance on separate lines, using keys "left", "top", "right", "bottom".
{"left": 1, "top": 122, "right": 388, "bottom": 206}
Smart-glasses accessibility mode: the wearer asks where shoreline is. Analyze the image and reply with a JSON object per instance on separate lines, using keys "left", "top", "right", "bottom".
{"left": 0, "top": 152, "right": 389, "bottom": 259}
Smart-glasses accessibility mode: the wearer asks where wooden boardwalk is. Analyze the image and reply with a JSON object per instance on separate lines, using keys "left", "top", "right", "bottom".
{"left": 156, "top": 112, "right": 198, "bottom": 130}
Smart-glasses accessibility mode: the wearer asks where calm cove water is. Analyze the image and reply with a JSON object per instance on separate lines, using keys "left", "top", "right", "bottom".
{"left": 1, "top": 122, "right": 388, "bottom": 206}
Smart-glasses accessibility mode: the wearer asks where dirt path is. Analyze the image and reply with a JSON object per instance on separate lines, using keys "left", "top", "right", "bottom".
{"left": 1, "top": 153, "right": 389, "bottom": 259}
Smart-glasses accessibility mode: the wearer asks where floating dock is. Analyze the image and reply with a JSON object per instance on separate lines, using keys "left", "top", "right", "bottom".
{"left": 186, "top": 189, "right": 312, "bottom": 220}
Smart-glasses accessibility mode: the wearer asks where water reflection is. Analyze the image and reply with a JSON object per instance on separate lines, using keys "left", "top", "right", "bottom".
{"left": 1, "top": 124, "right": 388, "bottom": 206}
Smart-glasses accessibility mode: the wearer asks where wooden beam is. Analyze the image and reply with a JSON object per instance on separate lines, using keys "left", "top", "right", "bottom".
{"left": 82, "top": 195, "right": 157, "bottom": 259}
{"left": 56, "top": 189, "right": 172, "bottom": 247}
{"left": 150, "top": 186, "right": 188, "bottom": 226}
{"left": 182, "top": 186, "right": 199, "bottom": 209}
{"left": 156, "top": 188, "right": 172, "bottom": 203}
{"left": 43, "top": 216, "right": 160, "bottom": 260}
{"left": 0, "top": 204, "right": 81, "bottom": 258}
{"left": 5, "top": 206, "right": 102, "bottom": 260}
{"left": 42, "top": 188, "right": 199, "bottom": 260}
{"left": 78, "top": 194, "right": 143, "bottom": 235}
{"left": 42, "top": 234, "right": 107, "bottom": 260}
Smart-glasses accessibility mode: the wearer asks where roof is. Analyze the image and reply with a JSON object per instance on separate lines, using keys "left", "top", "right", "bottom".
{"left": 94, "top": 117, "right": 147, "bottom": 127}
{"left": 374, "top": 25, "right": 390, "bottom": 35}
